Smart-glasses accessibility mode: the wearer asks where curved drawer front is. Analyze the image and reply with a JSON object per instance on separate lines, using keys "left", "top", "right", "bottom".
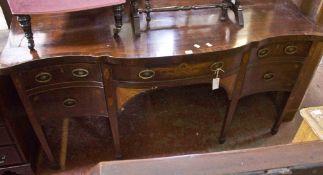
{"left": 17, "top": 63, "right": 102, "bottom": 90}
{"left": 112, "top": 54, "right": 242, "bottom": 82}
{"left": 251, "top": 41, "right": 312, "bottom": 63}
{"left": 29, "top": 87, "right": 107, "bottom": 120}
{"left": 241, "top": 62, "right": 303, "bottom": 97}
{"left": 0, "top": 146, "right": 22, "bottom": 167}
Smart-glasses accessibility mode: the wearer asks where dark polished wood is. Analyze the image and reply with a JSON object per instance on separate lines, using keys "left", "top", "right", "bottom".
{"left": 89, "top": 141, "right": 323, "bottom": 175}
{"left": 0, "top": 76, "right": 36, "bottom": 174}
{"left": 0, "top": 0, "right": 322, "bottom": 167}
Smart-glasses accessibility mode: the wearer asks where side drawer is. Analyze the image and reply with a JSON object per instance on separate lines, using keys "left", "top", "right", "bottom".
{"left": 112, "top": 55, "right": 242, "bottom": 82}
{"left": 0, "top": 127, "right": 13, "bottom": 146}
{"left": 241, "top": 62, "right": 302, "bottom": 97}
{"left": 250, "top": 41, "right": 312, "bottom": 64}
{"left": 17, "top": 63, "right": 102, "bottom": 90}
{"left": 29, "top": 87, "right": 108, "bottom": 120}
{"left": 0, "top": 146, "right": 23, "bottom": 167}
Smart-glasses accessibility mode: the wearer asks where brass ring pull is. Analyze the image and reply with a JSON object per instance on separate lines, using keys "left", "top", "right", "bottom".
{"left": 138, "top": 70, "right": 155, "bottom": 80}
{"left": 263, "top": 72, "right": 274, "bottom": 81}
{"left": 210, "top": 61, "right": 224, "bottom": 71}
{"left": 285, "top": 45, "right": 298, "bottom": 55}
{"left": 258, "top": 48, "right": 270, "bottom": 58}
{"left": 63, "top": 98, "right": 77, "bottom": 108}
{"left": 72, "top": 68, "right": 89, "bottom": 78}
{"left": 0, "top": 155, "right": 5, "bottom": 164}
{"left": 35, "top": 72, "right": 52, "bottom": 83}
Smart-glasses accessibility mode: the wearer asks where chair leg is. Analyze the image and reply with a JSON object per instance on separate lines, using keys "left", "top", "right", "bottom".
{"left": 130, "top": 0, "right": 141, "bottom": 36}
{"left": 113, "top": 5, "right": 124, "bottom": 35}
{"left": 17, "top": 15, "right": 35, "bottom": 50}
{"left": 219, "top": 99, "right": 239, "bottom": 144}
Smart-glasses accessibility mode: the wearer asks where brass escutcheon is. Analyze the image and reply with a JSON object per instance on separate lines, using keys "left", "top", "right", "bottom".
{"left": 35, "top": 72, "right": 52, "bottom": 83}
{"left": 63, "top": 98, "right": 77, "bottom": 107}
{"left": 210, "top": 61, "right": 224, "bottom": 71}
{"left": 138, "top": 69, "right": 155, "bottom": 80}
{"left": 263, "top": 72, "right": 275, "bottom": 81}
{"left": 258, "top": 47, "right": 270, "bottom": 58}
{"left": 285, "top": 45, "right": 298, "bottom": 55}
{"left": 72, "top": 68, "right": 89, "bottom": 78}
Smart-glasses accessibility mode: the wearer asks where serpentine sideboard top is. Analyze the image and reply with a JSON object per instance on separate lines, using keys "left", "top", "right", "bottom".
{"left": 0, "top": 0, "right": 322, "bottom": 70}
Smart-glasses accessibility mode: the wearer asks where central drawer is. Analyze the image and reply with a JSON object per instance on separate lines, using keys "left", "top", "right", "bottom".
{"left": 29, "top": 87, "right": 107, "bottom": 120}
{"left": 112, "top": 54, "right": 242, "bottom": 82}
{"left": 0, "top": 146, "right": 22, "bottom": 167}
{"left": 17, "top": 63, "right": 102, "bottom": 90}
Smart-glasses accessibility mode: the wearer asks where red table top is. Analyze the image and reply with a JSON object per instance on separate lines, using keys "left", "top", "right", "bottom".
{"left": 7, "top": 0, "right": 126, "bottom": 15}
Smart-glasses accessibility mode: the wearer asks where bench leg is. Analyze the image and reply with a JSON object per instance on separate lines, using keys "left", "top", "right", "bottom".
{"left": 113, "top": 5, "right": 124, "bottom": 35}
{"left": 17, "top": 15, "right": 35, "bottom": 50}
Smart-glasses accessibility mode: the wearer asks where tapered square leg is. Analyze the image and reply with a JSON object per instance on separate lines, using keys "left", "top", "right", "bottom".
{"left": 17, "top": 15, "right": 35, "bottom": 50}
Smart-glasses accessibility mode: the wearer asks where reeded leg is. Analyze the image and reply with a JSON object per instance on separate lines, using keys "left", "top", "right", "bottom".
{"left": 113, "top": 5, "right": 124, "bottom": 35}
{"left": 130, "top": 0, "right": 141, "bottom": 36}
{"left": 17, "top": 15, "right": 35, "bottom": 50}
{"left": 145, "top": 0, "right": 152, "bottom": 22}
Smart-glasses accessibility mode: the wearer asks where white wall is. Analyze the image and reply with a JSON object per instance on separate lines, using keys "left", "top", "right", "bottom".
{"left": 0, "top": 6, "right": 8, "bottom": 30}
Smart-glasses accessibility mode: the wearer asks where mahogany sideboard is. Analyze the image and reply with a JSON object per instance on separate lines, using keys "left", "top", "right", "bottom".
{"left": 0, "top": 0, "right": 322, "bottom": 170}
{"left": 0, "top": 76, "right": 36, "bottom": 174}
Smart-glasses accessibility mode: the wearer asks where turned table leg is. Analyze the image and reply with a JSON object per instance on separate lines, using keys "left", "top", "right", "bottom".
{"left": 130, "top": 0, "right": 141, "bottom": 36}
{"left": 145, "top": 0, "right": 152, "bottom": 22}
{"left": 113, "top": 5, "right": 124, "bottom": 35}
{"left": 220, "top": 0, "right": 229, "bottom": 21}
{"left": 17, "top": 15, "right": 35, "bottom": 50}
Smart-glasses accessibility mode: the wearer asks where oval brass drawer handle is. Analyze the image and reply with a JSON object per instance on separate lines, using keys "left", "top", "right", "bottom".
{"left": 210, "top": 61, "right": 224, "bottom": 71}
{"left": 258, "top": 47, "right": 270, "bottom": 58}
{"left": 0, "top": 155, "right": 5, "bottom": 164}
{"left": 138, "top": 70, "right": 155, "bottom": 80}
{"left": 72, "top": 68, "right": 89, "bottom": 78}
{"left": 285, "top": 45, "right": 298, "bottom": 55}
{"left": 63, "top": 98, "right": 77, "bottom": 108}
{"left": 263, "top": 72, "right": 275, "bottom": 81}
{"left": 35, "top": 72, "right": 52, "bottom": 83}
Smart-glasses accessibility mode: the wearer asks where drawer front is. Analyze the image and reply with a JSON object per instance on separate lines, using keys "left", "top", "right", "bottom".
{"left": 251, "top": 41, "right": 312, "bottom": 63}
{"left": 29, "top": 87, "right": 107, "bottom": 120}
{"left": 0, "top": 127, "right": 13, "bottom": 146}
{"left": 18, "top": 63, "right": 102, "bottom": 90}
{"left": 0, "top": 146, "right": 22, "bottom": 167}
{"left": 112, "top": 55, "right": 241, "bottom": 82}
{"left": 241, "top": 62, "right": 302, "bottom": 97}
